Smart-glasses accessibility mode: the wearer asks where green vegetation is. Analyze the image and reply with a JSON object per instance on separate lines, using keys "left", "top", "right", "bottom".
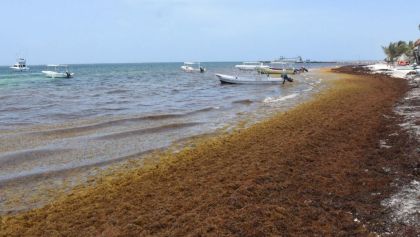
{"left": 382, "top": 24, "right": 420, "bottom": 62}
{"left": 382, "top": 40, "right": 415, "bottom": 62}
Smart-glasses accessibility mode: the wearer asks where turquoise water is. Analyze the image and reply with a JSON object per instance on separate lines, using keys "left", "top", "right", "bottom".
{"left": 0, "top": 62, "right": 332, "bottom": 128}
{"left": 0, "top": 62, "right": 335, "bottom": 212}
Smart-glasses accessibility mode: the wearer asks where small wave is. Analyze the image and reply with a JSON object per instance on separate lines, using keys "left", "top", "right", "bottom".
{"left": 95, "top": 122, "right": 201, "bottom": 140}
{"left": 140, "top": 113, "right": 185, "bottom": 120}
{"left": 106, "top": 89, "right": 131, "bottom": 94}
{"left": 0, "top": 149, "right": 72, "bottom": 167}
{"left": 0, "top": 107, "right": 31, "bottom": 113}
{"left": 0, "top": 149, "right": 158, "bottom": 188}
{"left": 263, "top": 93, "right": 299, "bottom": 103}
{"left": 188, "top": 107, "right": 217, "bottom": 114}
{"left": 232, "top": 99, "right": 254, "bottom": 105}
{"left": 103, "top": 107, "right": 128, "bottom": 111}
{"left": 32, "top": 108, "right": 216, "bottom": 137}
{"left": 0, "top": 95, "right": 13, "bottom": 100}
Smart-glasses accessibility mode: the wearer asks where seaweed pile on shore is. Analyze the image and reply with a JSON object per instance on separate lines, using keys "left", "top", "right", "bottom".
{"left": 1, "top": 67, "right": 418, "bottom": 236}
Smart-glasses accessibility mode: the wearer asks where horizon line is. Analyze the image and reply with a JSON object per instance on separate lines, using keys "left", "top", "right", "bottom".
{"left": 0, "top": 59, "right": 384, "bottom": 67}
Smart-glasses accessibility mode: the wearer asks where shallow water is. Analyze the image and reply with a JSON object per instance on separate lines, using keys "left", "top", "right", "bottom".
{"left": 0, "top": 62, "right": 334, "bottom": 213}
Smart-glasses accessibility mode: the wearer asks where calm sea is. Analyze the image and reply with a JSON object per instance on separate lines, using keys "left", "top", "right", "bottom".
{"left": 0, "top": 62, "right": 333, "bottom": 127}
{"left": 0, "top": 62, "right": 335, "bottom": 213}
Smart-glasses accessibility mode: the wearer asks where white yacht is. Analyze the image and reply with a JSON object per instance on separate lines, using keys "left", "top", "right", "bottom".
{"left": 181, "top": 62, "right": 206, "bottom": 73}
{"left": 271, "top": 56, "right": 304, "bottom": 64}
{"left": 234, "top": 62, "right": 269, "bottom": 71}
{"left": 42, "top": 65, "right": 74, "bottom": 78}
{"left": 10, "top": 58, "right": 30, "bottom": 71}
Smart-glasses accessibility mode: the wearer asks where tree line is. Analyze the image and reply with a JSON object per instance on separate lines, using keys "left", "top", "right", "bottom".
{"left": 382, "top": 24, "right": 420, "bottom": 62}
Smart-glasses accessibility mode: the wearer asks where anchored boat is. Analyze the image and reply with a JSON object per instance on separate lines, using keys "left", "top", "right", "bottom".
{"left": 10, "top": 58, "right": 30, "bottom": 72}
{"left": 257, "top": 67, "right": 294, "bottom": 75}
{"left": 271, "top": 56, "right": 304, "bottom": 64}
{"left": 216, "top": 73, "right": 293, "bottom": 85}
{"left": 181, "top": 62, "right": 206, "bottom": 73}
{"left": 234, "top": 62, "right": 269, "bottom": 71}
{"left": 258, "top": 67, "right": 308, "bottom": 75}
{"left": 42, "top": 65, "right": 74, "bottom": 78}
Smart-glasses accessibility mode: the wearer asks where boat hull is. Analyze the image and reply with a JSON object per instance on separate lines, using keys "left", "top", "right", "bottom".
{"left": 216, "top": 74, "right": 287, "bottom": 85}
{"left": 181, "top": 65, "right": 206, "bottom": 73}
{"left": 257, "top": 68, "right": 294, "bottom": 74}
{"left": 10, "top": 67, "right": 30, "bottom": 72}
{"left": 42, "top": 71, "right": 74, "bottom": 78}
{"left": 235, "top": 65, "right": 270, "bottom": 71}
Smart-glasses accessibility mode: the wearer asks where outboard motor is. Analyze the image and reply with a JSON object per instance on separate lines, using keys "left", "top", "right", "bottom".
{"left": 282, "top": 74, "right": 293, "bottom": 84}
{"left": 66, "top": 72, "right": 71, "bottom": 78}
{"left": 200, "top": 67, "right": 205, "bottom": 73}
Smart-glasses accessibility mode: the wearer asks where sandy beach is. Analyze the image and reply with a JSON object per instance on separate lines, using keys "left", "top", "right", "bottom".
{"left": 1, "top": 67, "right": 418, "bottom": 236}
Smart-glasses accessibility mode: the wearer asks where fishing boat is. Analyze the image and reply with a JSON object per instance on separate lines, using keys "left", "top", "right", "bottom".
{"left": 234, "top": 62, "right": 269, "bottom": 71}
{"left": 42, "top": 65, "right": 74, "bottom": 78}
{"left": 181, "top": 62, "right": 206, "bottom": 73}
{"left": 215, "top": 73, "right": 293, "bottom": 85}
{"left": 10, "top": 58, "right": 30, "bottom": 71}
{"left": 257, "top": 67, "right": 295, "bottom": 75}
{"left": 258, "top": 67, "right": 308, "bottom": 75}
{"left": 271, "top": 56, "right": 304, "bottom": 64}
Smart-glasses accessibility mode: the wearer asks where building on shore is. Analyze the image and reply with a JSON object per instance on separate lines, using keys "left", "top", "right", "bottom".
{"left": 414, "top": 39, "right": 420, "bottom": 64}
{"left": 397, "top": 54, "right": 410, "bottom": 66}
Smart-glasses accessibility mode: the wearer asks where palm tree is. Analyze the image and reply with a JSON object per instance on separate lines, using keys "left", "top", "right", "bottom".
{"left": 382, "top": 41, "right": 414, "bottom": 62}
{"left": 382, "top": 42, "right": 398, "bottom": 62}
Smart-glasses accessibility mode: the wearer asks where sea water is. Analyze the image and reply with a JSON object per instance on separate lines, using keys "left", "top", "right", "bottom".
{"left": 0, "top": 62, "right": 334, "bottom": 213}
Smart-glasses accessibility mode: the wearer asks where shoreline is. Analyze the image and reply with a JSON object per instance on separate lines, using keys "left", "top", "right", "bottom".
{"left": 1, "top": 67, "right": 418, "bottom": 236}
{"left": 0, "top": 69, "right": 328, "bottom": 214}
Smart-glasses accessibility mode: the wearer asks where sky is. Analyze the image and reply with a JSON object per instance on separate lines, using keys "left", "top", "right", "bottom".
{"left": 0, "top": 0, "right": 419, "bottom": 65}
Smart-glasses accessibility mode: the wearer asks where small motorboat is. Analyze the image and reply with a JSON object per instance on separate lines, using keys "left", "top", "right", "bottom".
{"left": 271, "top": 56, "right": 304, "bottom": 64}
{"left": 216, "top": 73, "right": 293, "bottom": 85}
{"left": 42, "top": 65, "right": 74, "bottom": 78}
{"left": 234, "top": 62, "right": 269, "bottom": 71}
{"left": 258, "top": 67, "right": 294, "bottom": 75}
{"left": 10, "top": 58, "right": 30, "bottom": 71}
{"left": 181, "top": 62, "right": 206, "bottom": 73}
{"left": 258, "top": 67, "right": 308, "bottom": 75}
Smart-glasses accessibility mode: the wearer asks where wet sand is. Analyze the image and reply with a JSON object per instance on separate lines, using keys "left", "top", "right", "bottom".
{"left": 1, "top": 68, "right": 418, "bottom": 236}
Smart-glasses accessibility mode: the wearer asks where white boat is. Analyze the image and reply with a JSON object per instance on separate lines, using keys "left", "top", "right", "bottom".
{"left": 181, "top": 62, "right": 206, "bottom": 73}
{"left": 271, "top": 56, "right": 304, "bottom": 64}
{"left": 42, "top": 65, "right": 74, "bottom": 78}
{"left": 216, "top": 73, "right": 293, "bottom": 85}
{"left": 10, "top": 58, "right": 30, "bottom": 71}
{"left": 234, "top": 62, "right": 269, "bottom": 71}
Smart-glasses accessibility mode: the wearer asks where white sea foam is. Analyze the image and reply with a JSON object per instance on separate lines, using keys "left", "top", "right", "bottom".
{"left": 263, "top": 93, "right": 299, "bottom": 103}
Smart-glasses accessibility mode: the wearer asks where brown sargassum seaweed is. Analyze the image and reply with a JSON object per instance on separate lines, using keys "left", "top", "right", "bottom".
{"left": 1, "top": 67, "right": 418, "bottom": 236}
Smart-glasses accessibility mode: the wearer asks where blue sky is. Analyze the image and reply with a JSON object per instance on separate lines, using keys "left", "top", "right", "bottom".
{"left": 1, "top": 0, "right": 419, "bottom": 65}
